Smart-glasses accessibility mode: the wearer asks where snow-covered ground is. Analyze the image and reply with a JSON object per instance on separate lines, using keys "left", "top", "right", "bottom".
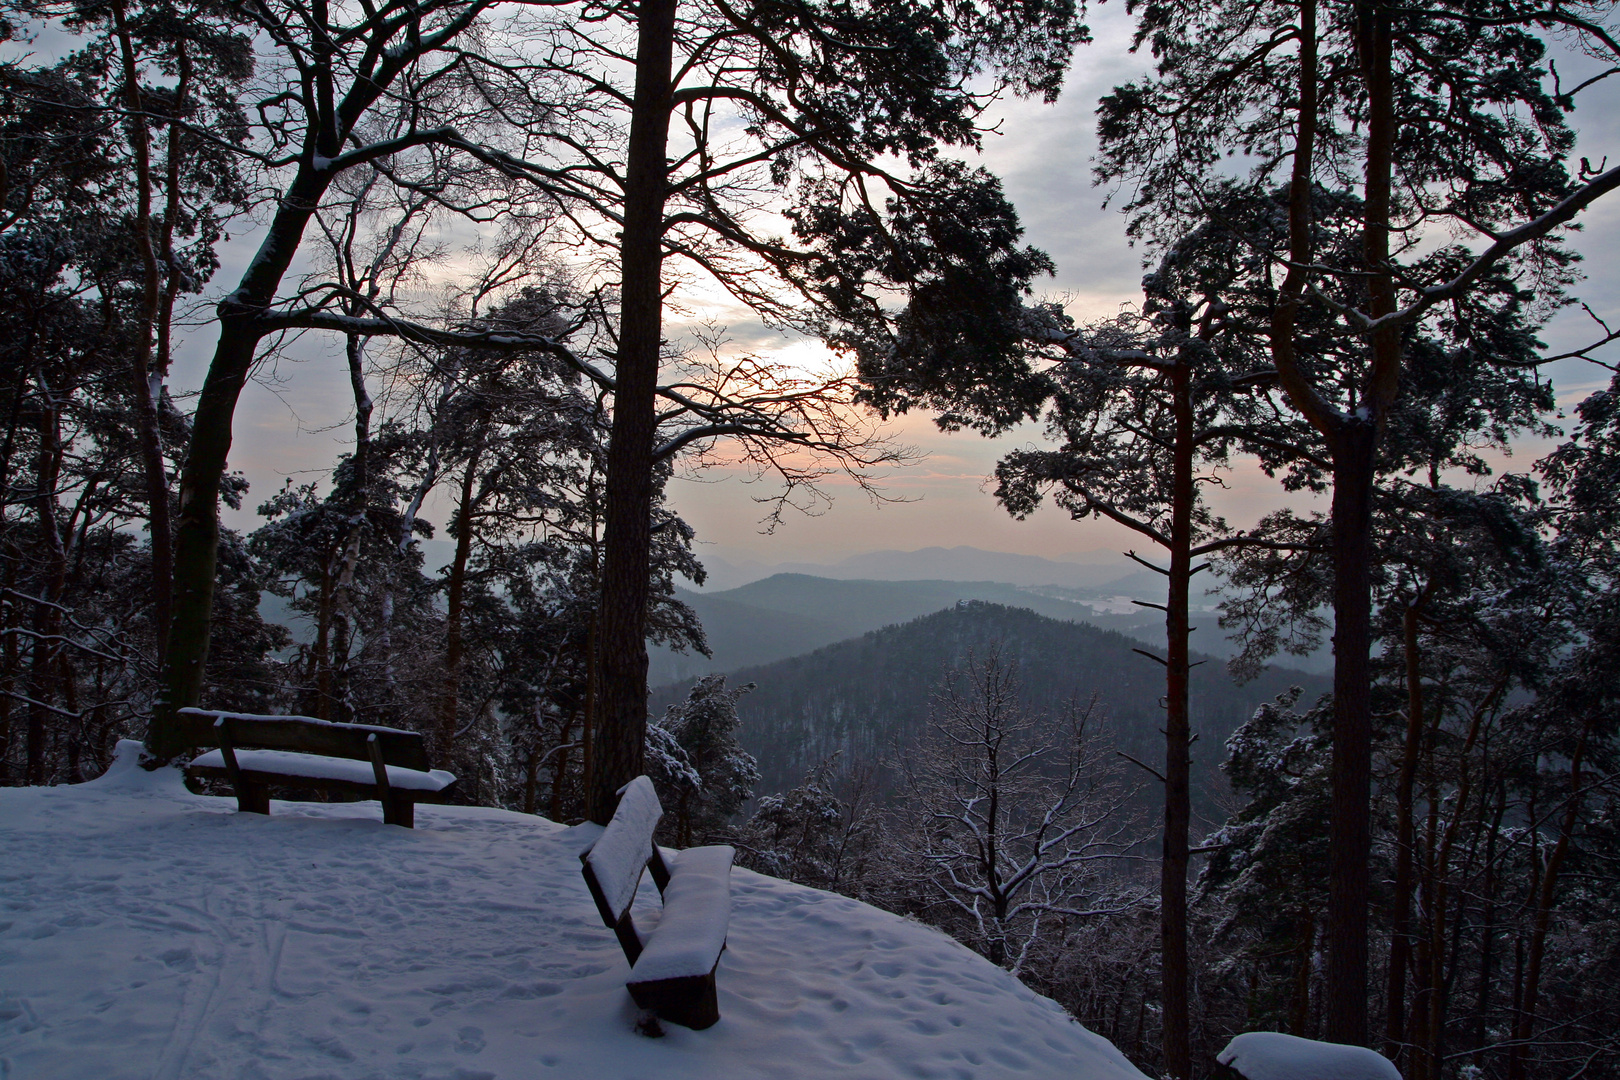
{"left": 1, "top": 742, "right": 1150, "bottom": 1080}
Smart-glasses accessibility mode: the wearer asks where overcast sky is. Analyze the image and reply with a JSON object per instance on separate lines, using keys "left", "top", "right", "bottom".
{"left": 161, "top": 5, "right": 1620, "bottom": 572}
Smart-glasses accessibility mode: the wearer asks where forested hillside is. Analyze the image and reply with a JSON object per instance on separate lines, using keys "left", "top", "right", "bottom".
{"left": 657, "top": 601, "right": 1324, "bottom": 818}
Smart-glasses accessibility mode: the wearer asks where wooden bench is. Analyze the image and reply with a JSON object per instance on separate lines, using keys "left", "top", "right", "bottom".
{"left": 174, "top": 708, "right": 457, "bottom": 829}
{"left": 579, "top": 776, "right": 734, "bottom": 1030}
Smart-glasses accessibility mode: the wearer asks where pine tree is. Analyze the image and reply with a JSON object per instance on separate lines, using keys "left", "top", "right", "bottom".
{"left": 650, "top": 674, "right": 759, "bottom": 847}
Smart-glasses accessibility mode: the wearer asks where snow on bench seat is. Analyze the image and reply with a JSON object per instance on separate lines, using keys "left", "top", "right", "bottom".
{"left": 1218, "top": 1032, "right": 1404, "bottom": 1080}
{"left": 189, "top": 748, "right": 456, "bottom": 792}
{"left": 629, "top": 845, "right": 734, "bottom": 984}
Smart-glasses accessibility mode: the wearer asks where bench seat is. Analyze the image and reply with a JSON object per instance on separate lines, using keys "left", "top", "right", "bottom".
{"left": 189, "top": 748, "right": 456, "bottom": 792}
{"left": 630, "top": 845, "right": 734, "bottom": 985}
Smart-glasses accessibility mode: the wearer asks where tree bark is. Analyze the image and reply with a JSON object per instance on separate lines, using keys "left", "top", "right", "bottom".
{"left": 146, "top": 163, "right": 333, "bottom": 761}
{"left": 1385, "top": 597, "right": 1427, "bottom": 1062}
{"left": 1321, "top": 0, "right": 1398, "bottom": 1046}
{"left": 438, "top": 448, "right": 480, "bottom": 759}
{"left": 1160, "top": 352, "right": 1194, "bottom": 1080}
{"left": 25, "top": 376, "right": 68, "bottom": 783}
{"left": 1323, "top": 421, "right": 1377, "bottom": 1045}
{"left": 328, "top": 331, "right": 374, "bottom": 720}
{"left": 1506, "top": 717, "right": 1593, "bottom": 1080}
{"left": 587, "top": 0, "right": 678, "bottom": 822}
{"left": 112, "top": 1, "right": 175, "bottom": 663}
{"left": 1292, "top": 908, "right": 1316, "bottom": 1036}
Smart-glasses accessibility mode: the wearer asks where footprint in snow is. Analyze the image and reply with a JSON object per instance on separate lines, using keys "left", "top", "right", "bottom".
{"left": 456, "top": 1025, "right": 486, "bottom": 1054}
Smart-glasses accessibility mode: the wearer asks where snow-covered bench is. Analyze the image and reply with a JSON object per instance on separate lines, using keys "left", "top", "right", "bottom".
{"left": 1217, "top": 1032, "right": 1403, "bottom": 1080}
{"left": 579, "top": 775, "right": 734, "bottom": 1030}
{"left": 175, "top": 708, "right": 456, "bottom": 829}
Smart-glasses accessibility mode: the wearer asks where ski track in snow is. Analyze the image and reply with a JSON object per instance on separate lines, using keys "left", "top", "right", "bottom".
{"left": 1, "top": 743, "right": 1150, "bottom": 1080}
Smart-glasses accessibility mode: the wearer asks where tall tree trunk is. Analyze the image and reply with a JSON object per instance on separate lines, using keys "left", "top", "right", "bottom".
{"left": 588, "top": 0, "right": 678, "bottom": 822}
{"left": 25, "top": 378, "right": 67, "bottom": 783}
{"left": 1506, "top": 717, "right": 1593, "bottom": 1080}
{"left": 1324, "top": 423, "right": 1377, "bottom": 1045}
{"left": 1410, "top": 767, "right": 1439, "bottom": 1080}
{"left": 1386, "top": 597, "right": 1427, "bottom": 1062}
{"left": 1425, "top": 682, "right": 1499, "bottom": 1078}
{"left": 155, "top": 42, "right": 190, "bottom": 385}
{"left": 1321, "top": 1, "right": 1398, "bottom": 1045}
{"left": 0, "top": 556, "right": 16, "bottom": 781}
{"left": 0, "top": 366, "right": 24, "bottom": 782}
{"left": 329, "top": 332, "right": 374, "bottom": 722}
{"left": 112, "top": 1, "right": 175, "bottom": 663}
{"left": 1472, "top": 779, "right": 1506, "bottom": 1067}
{"left": 147, "top": 163, "right": 333, "bottom": 761}
{"left": 1161, "top": 352, "right": 1194, "bottom": 1080}
{"left": 438, "top": 449, "right": 480, "bottom": 759}
{"left": 1292, "top": 909, "right": 1316, "bottom": 1036}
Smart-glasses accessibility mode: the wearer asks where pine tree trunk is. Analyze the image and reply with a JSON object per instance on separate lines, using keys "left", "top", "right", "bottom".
{"left": 587, "top": 0, "right": 678, "bottom": 823}
{"left": 1324, "top": 424, "right": 1377, "bottom": 1046}
{"left": 0, "top": 554, "right": 16, "bottom": 782}
{"left": 1426, "top": 683, "right": 1496, "bottom": 1078}
{"left": 1472, "top": 781, "right": 1505, "bottom": 1065}
{"left": 26, "top": 387, "right": 67, "bottom": 783}
{"left": 311, "top": 548, "right": 336, "bottom": 720}
{"left": 112, "top": 1, "right": 175, "bottom": 665}
{"left": 1292, "top": 909, "right": 1315, "bottom": 1036}
{"left": 1507, "top": 717, "right": 1593, "bottom": 1080}
{"left": 1386, "top": 599, "right": 1427, "bottom": 1062}
{"left": 154, "top": 42, "right": 190, "bottom": 388}
{"left": 438, "top": 449, "right": 480, "bottom": 760}
{"left": 0, "top": 371, "right": 22, "bottom": 782}
{"left": 1161, "top": 353, "right": 1194, "bottom": 1080}
{"left": 1411, "top": 779, "right": 1438, "bottom": 1080}
{"left": 1324, "top": 1, "right": 1398, "bottom": 1045}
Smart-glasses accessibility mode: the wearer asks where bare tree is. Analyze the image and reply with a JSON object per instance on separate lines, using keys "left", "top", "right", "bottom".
{"left": 891, "top": 646, "right": 1142, "bottom": 975}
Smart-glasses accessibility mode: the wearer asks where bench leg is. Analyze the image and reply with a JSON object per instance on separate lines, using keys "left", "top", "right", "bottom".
{"left": 236, "top": 780, "right": 270, "bottom": 815}
{"left": 382, "top": 793, "right": 415, "bottom": 829}
{"left": 627, "top": 969, "right": 720, "bottom": 1030}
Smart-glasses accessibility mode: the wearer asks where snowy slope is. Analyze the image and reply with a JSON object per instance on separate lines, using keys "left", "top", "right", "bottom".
{"left": 1, "top": 742, "right": 1150, "bottom": 1080}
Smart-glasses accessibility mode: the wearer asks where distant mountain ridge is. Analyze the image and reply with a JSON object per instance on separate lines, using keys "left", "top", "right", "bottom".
{"left": 693, "top": 545, "right": 1132, "bottom": 591}
{"left": 653, "top": 601, "right": 1327, "bottom": 822}
{"left": 647, "top": 571, "right": 1324, "bottom": 686}
{"left": 651, "top": 574, "right": 1118, "bottom": 684}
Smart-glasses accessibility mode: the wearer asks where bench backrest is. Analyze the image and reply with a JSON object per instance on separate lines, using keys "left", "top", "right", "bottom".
{"left": 580, "top": 776, "right": 672, "bottom": 963}
{"left": 175, "top": 708, "right": 430, "bottom": 771}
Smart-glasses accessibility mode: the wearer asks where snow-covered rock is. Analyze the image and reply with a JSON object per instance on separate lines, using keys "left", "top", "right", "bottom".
{"left": 0, "top": 740, "right": 1150, "bottom": 1080}
{"left": 1219, "top": 1031, "right": 1404, "bottom": 1080}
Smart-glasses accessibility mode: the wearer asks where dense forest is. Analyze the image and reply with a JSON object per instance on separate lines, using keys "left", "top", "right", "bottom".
{"left": 4, "top": 0, "right": 1620, "bottom": 1077}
